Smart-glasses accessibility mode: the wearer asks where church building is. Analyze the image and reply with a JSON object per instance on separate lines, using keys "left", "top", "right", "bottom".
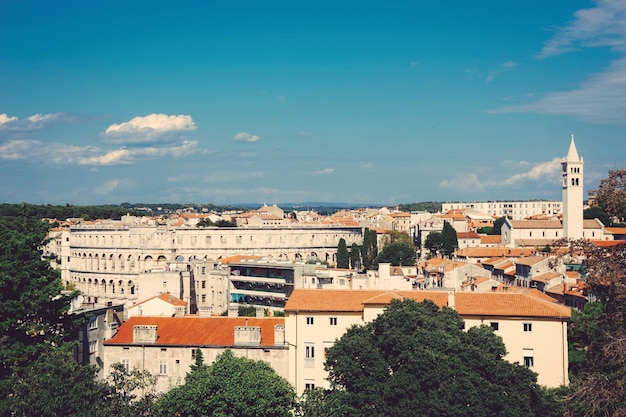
{"left": 501, "top": 136, "right": 607, "bottom": 248}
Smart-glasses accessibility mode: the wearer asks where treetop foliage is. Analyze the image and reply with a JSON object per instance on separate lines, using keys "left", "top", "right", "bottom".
{"left": 156, "top": 349, "right": 296, "bottom": 417}
{"left": 397, "top": 202, "right": 442, "bottom": 213}
{"left": 591, "top": 168, "right": 626, "bottom": 224}
{"left": 323, "top": 299, "right": 557, "bottom": 417}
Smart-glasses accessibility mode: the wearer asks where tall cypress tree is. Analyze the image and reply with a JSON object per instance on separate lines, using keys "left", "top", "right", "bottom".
{"left": 336, "top": 238, "right": 349, "bottom": 269}
{"left": 441, "top": 221, "right": 458, "bottom": 256}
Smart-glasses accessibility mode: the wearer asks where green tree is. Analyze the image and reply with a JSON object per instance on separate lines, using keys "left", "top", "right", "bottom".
{"left": 375, "top": 242, "right": 416, "bottom": 267}
{"left": 324, "top": 299, "right": 556, "bottom": 417}
{"left": 424, "top": 231, "right": 445, "bottom": 256}
{"left": 360, "top": 228, "right": 378, "bottom": 270}
{"left": 441, "top": 221, "right": 458, "bottom": 256}
{"left": 107, "top": 363, "right": 158, "bottom": 416}
{"left": 583, "top": 205, "right": 612, "bottom": 227}
{"left": 0, "top": 208, "right": 79, "bottom": 413}
{"left": 7, "top": 348, "right": 116, "bottom": 417}
{"left": 557, "top": 239, "right": 626, "bottom": 416}
{"left": 491, "top": 216, "right": 507, "bottom": 235}
{"left": 156, "top": 350, "right": 296, "bottom": 417}
{"left": 349, "top": 242, "right": 360, "bottom": 270}
{"left": 591, "top": 168, "right": 626, "bottom": 224}
{"left": 336, "top": 238, "right": 349, "bottom": 269}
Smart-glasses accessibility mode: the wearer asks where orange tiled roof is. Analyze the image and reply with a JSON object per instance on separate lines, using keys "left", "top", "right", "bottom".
{"left": 105, "top": 316, "right": 284, "bottom": 346}
{"left": 285, "top": 289, "right": 571, "bottom": 319}
{"left": 219, "top": 254, "right": 264, "bottom": 264}
{"left": 509, "top": 220, "right": 562, "bottom": 229}
{"left": 132, "top": 293, "right": 187, "bottom": 308}
{"left": 531, "top": 272, "right": 561, "bottom": 283}
{"left": 583, "top": 219, "right": 603, "bottom": 229}
{"left": 285, "top": 289, "right": 385, "bottom": 312}
{"left": 456, "top": 247, "right": 535, "bottom": 258}
{"left": 592, "top": 240, "right": 626, "bottom": 247}
{"left": 457, "top": 232, "right": 480, "bottom": 239}
{"left": 455, "top": 292, "right": 570, "bottom": 318}
{"left": 480, "top": 235, "right": 502, "bottom": 244}
{"left": 603, "top": 227, "right": 626, "bottom": 234}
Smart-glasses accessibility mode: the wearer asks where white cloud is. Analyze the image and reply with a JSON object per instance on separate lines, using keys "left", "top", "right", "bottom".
{"left": 78, "top": 141, "right": 204, "bottom": 166}
{"left": 102, "top": 113, "right": 196, "bottom": 144}
{"left": 0, "top": 138, "right": 206, "bottom": 166}
{"left": 313, "top": 168, "right": 334, "bottom": 175}
{"left": 233, "top": 132, "right": 260, "bottom": 143}
{"left": 486, "top": 60, "right": 517, "bottom": 83}
{"left": 439, "top": 158, "right": 561, "bottom": 191}
{"left": 490, "top": 57, "right": 626, "bottom": 123}
{"left": 0, "top": 112, "right": 74, "bottom": 132}
{"left": 491, "top": 0, "right": 626, "bottom": 124}
{"left": 94, "top": 179, "right": 122, "bottom": 195}
{"left": 537, "top": 0, "right": 626, "bottom": 59}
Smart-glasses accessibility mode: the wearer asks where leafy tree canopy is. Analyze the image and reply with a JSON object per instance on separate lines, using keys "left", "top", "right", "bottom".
{"left": 156, "top": 350, "right": 296, "bottom": 417}
{"left": 491, "top": 216, "right": 507, "bottom": 235}
{"left": 0, "top": 208, "right": 80, "bottom": 411}
{"left": 397, "top": 202, "right": 442, "bottom": 213}
{"left": 554, "top": 239, "right": 626, "bottom": 416}
{"left": 324, "top": 299, "right": 559, "bottom": 417}
{"left": 591, "top": 168, "right": 626, "bottom": 224}
{"left": 583, "top": 206, "right": 612, "bottom": 227}
{"left": 375, "top": 241, "right": 415, "bottom": 267}
{"left": 424, "top": 231, "right": 445, "bottom": 256}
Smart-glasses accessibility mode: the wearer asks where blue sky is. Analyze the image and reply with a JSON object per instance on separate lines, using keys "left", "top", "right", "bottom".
{"left": 1, "top": 0, "right": 625, "bottom": 206}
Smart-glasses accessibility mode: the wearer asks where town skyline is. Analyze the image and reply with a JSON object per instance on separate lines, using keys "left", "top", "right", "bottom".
{"left": 1, "top": 1, "right": 625, "bottom": 206}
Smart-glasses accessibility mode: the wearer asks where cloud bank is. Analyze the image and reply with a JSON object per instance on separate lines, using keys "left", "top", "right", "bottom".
{"left": 102, "top": 113, "right": 197, "bottom": 144}
{"left": 491, "top": 0, "right": 626, "bottom": 124}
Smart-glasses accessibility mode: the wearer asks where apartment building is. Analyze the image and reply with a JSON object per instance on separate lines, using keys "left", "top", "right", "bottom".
{"left": 284, "top": 288, "right": 570, "bottom": 394}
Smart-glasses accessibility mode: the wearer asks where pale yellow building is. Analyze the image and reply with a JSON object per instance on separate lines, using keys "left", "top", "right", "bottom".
{"left": 285, "top": 288, "right": 570, "bottom": 394}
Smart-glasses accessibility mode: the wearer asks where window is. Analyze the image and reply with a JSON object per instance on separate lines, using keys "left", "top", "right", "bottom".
{"left": 523, "top": 348, "right": 534, "bottom": 367}
{"left": 159, "top": 359, "right": 168, "bottom": 375}
{"left": 205, "top": 235, "right": 212, "bottom": 244}
{"left": 201, "top": 294, "right": 206, "bottom": 303}
{"left": 490, "top": 322, "right": 499, "bottom": 331}
{"left": 305, "top": 343, "right": 315, "bottom": 367}
{"left": 306, "top": 316, "right": 314, "bottom": 326}
{"left": 121, "top": 359, "right": 130, "bottom": 373}
{"left": 201, "top": 280, "right": 206, "bottom": 289}
{"left": 89, "top": 340, "right": 98, "bottom": 354}
{"left": 329, "top": 317, "right": 337, "bottom": 326}
{"left": 305, "top": 381, "right": 316, "bottom": 390}
{"left": 88, "top": 317, "right": 98, "bottom": 330}
{"left": 191, "top": 349, "right": 196, "bottom": 359}
{"left": 523, "top": 323, "right": 532, "bottom": 332}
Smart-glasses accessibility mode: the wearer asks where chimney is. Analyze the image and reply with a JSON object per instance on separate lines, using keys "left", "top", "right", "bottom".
{"left": 255, "top": 306, "right": 265, "bottom": 318}
{"left": 227, "top": 303, "right": 239, "bottom": 318}
{"left": 234, "top": 326, "right": 261, "bottom": 346}
{"left": 447, "top": 290, "right": 456, "bottom": 309}
{"left": 198, "top": 306, "right": 213, "bottom": 318}
{"left": 274, "top": 324, "right": 285, "bottom": 346}
{"left": 133, "top": 325, "right": 158, "bottom": 344}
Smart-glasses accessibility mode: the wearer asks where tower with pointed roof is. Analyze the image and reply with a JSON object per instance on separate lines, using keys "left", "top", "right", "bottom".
{"left": 562, "top": 135, "right": 584, "bottom": 239}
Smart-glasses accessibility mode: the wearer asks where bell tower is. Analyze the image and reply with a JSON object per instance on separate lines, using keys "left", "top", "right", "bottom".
{"left": 562, "top": 135, "right": 584, "bottom": 239}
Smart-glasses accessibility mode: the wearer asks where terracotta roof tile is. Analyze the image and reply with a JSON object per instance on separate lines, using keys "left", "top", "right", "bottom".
{"left": 285, "top": 289, "right": 384, "bottom": 312}
{"left": 480, "top": 235, "right": 502, "bottom": 244}
{"left": 455, "top": 292, "right": 570, "bottom": 318}
{"left": 285, "top": 289, "right": 571, "bottom": 319}
{"left": 105, "top": 316, "right": 284, "bottom": 346}
{"left": 509, "top": 220, "right": 563, "bottom": 229}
